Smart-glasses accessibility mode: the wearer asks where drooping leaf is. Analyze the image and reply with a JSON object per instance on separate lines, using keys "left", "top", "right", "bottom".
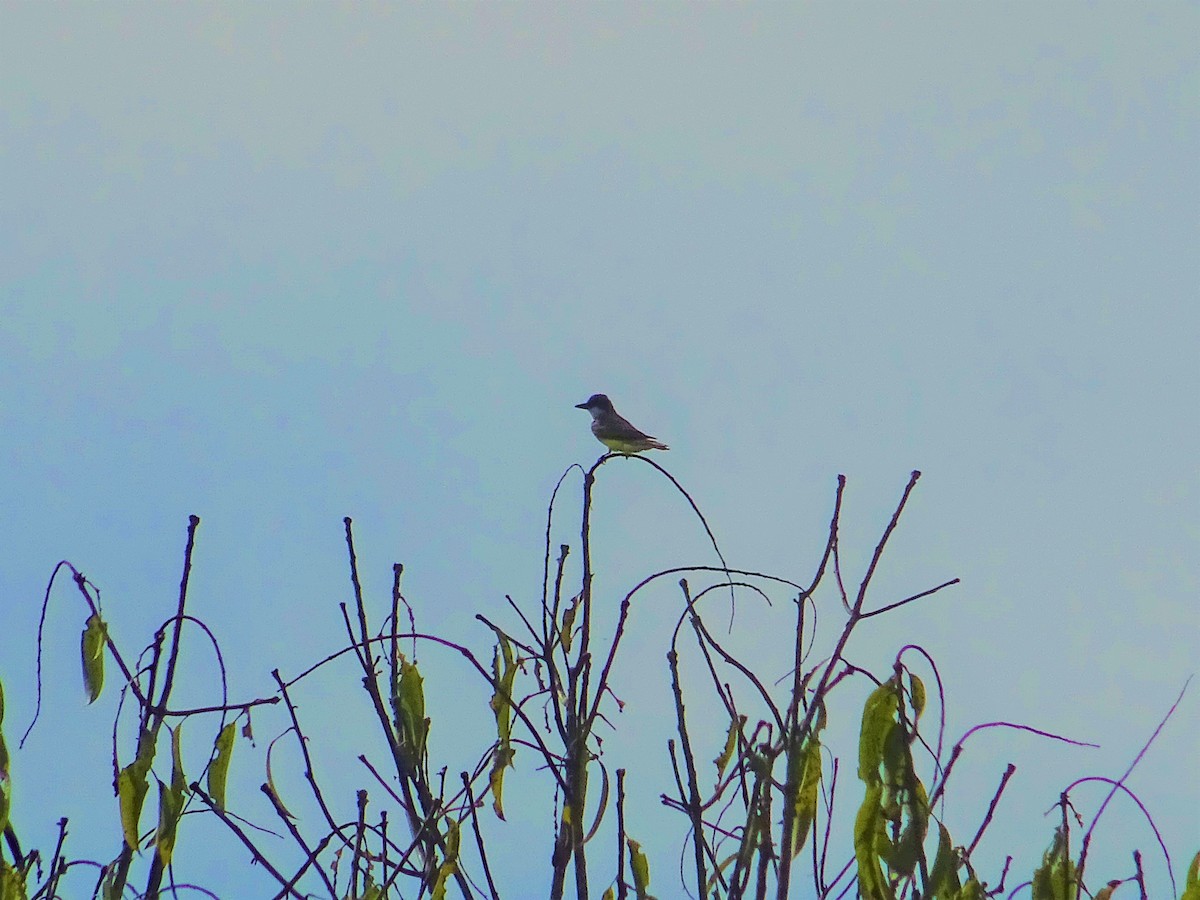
{"left": 0, "top": 680, "right": 9, "bottom": 835}
{"left": 889, "top": 773, "right": 930, "bottom": 876}
{"left": 118, "top": 753, "right": 153, "bottom": 849}
{"left": 81, "top": 613, "right": 106, "bottom": 704}
{"left": 489, "top": 637, "right": 518, "bottom": 819}
{"left": 1, "top": 859, "right": 29, "bottom": 900}
{"left": 714, "top": 716, "right": 742, "bottom": 780}
{"left": 1182, "top": 852, "right": 1200, "bottom": 900}
{"left": 854, "top": 782, "right": 894, "bottom": 900}
{"left": 170, "top": 723, "right": 187, "bottom": 794}
{"left": 858, "top": 680, "right": 899, "bottom": 786}
{"left": 207, "top": 722, "right": 237, "bottom": 811}
{"left": 101, "top": 865, "right": 122, "bottom": 900}
{"left": 559, "top": 594, "right": 580, "bottom": 653}
{"left": 264, "top": 732, "right": 296, "bottom": 819}
{"left": 430, "top": 820, "right": 460, "bottom": 900}
{"left": 881, "top": 722, "right": 909, "bottom": 814}
{"left": 627, "top": 838, "right": 654, "bottom": 900}
{"left": 394, "top": 657, "right": 428, "bottom": 770}
{"left": 489, "top": 745, "right": 515, "bottom": 821}
{"left": 925, "top": 821, "right": 961, "bottom": 899}
{"left": 908, "top": 673, "right": 926, "bottom": 721}
{"left": 155, "top": 727, "right": 188, "bottom": 865}
{"left": 790, "top": 735, "right": 822, "bottom": 858}
{"left": 154, "top": 778, "right": 184, "bottom": 866}
{"left": 1032, "top": 827, "right": 1077, "bottom": 900}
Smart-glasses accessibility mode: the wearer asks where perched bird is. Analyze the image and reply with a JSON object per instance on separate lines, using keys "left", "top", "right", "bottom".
{"left": 575, "top": 394, "right": 670, "bottom": 454}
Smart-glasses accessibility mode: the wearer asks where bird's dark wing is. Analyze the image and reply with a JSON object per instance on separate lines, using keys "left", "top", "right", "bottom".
{"left": 596, "top": 413, "right": 656, "bottom": 441}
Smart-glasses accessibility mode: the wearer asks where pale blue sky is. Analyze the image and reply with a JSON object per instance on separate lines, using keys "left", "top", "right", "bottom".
{"left": 1, "top": 4, "right": 1196, "bottom": 897}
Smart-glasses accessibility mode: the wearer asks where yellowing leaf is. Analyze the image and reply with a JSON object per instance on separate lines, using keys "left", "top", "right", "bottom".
{"left": 791, "top": 736, "right": 822, "bottom": 857}
{"left": 858, "top": 680, "right": 899, "bottom": 785}
{"left": 101, "top": 866, "right": 122, "bottom": 900}
{"left": 395, "top": 658, "right": 428, "bottom": 769}
{"left": 156, "top": 727, "right": 188, "bottom": 865}
{"left": 926, "top": 822, "right": 961, "bottom": 899}
{"left": 854, "top": 782, "right": 894, "bottom": 900}
{"left": 559, "top": 595, "right": 580, "bottom": 653}
{"left": 1182, "top": 852, "right": 1200, "bottom": 900}
{"left": 430, "top": 823, "right": 460, "bottom": 900}
{"left": 714, "top": 717, "right": 742, "bottom": 780}
{"left": 208, "top": 722, "right": 237, "bottom": 811}
{"left": 909, "top": 673, "right": 926, "bottom": 720}
{"left": 1032, "top": 828, "right": 1077, "bottom": 900}
{"left": 627, "top": 838, "right": 653, "bottom": 899}
{"left": 118, "top": 754, "right": 153, "bottom": 849}
{"left": 1, "top": 860, "right": 29, "bottom": 900}
{"left": 155, "top": 778, "right": 184, "bottom": 865}
{"left": 489, "top": 745, "right": 515, "bottom": 820}
{"left": 0, "top": 680, "right": 9, "bottom": 835}
{"left": 264, "top": 732, "right": 296, "bottom": 820}
{"left": 81, "top": 614, "right": 106, "bottom": 704}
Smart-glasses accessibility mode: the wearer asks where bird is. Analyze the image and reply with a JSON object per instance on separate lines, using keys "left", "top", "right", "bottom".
{"left": 575, "top": 394, "right": 670, "bottom": 454}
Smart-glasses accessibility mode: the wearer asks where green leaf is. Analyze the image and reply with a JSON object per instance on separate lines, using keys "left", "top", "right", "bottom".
{"left": 489, "top": 745, "right": 515, "bottom": 820}
{"left": 909, "top": 673, "right": 926, "bottom": 721}
{"left": 489, "top": 638, "right": 518, "bottom": 819}
{"left": 101, "top": 865, "right": 122, "bottom": 900}
{"left": 854, "top": 782, "right": 894, "bottom": 900}
{"left": 858, "top": 680, "right": 898, "bottom": 785}
{"left": 889, "top": 776, "right": 929, "bottom": 875}
{"left": 118, "top": 753, "right": 153, "bottom": 849}
{"left": 154, "top": 778, "right": 184, "bottom": 866}
{"left": 0, "top": 859, "right": 29, "bottom": 900}
{"left": 881, "top": 722, "right": 908, "bottom": 801}
{"left": 1181, "top": 852, "right": 1200, "bottom": 900}
{"left": 925, "top": 822, "right": 961, "bottom": 899}
{"left": 627, "top": 838, "right": 655, "bottom": 899}
{"left": 1032, "top": 828, "right": 1077, "bottom": 900}
{"left": 155, "top": 727, "right": 188, "bottom": 865}
{"left": 208, "top": 722, "right": 237, "bottom": 811}
{"left": 790, "top": 735, "right": 822, "bottom": 857}
{"left": 264, "top": 732, "right": 296, "bottom": 820}
{"left": 170, "top": 723, "right": 186, "bottom": 793}
{"left": 395, "top": 658, "right": 428, "bottom": 770}
{"left": 81, "top": 613, "right": 106, "bottom": 704}
{"left": 0, "top": 680, "right": 10, "bottom": 835}
{"left": 430, "top": 820, "right": 460, "bottom": 900}
{"left": 559, "top": 594, "right": 580, "bottom": 653}
{"left": 714, "top": 716, "right": 741, "bottom": 780}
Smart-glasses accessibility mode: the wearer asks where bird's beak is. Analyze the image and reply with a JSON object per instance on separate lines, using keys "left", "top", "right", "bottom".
{"left": 574, "top": 402, "right": 589, "bottom": 410}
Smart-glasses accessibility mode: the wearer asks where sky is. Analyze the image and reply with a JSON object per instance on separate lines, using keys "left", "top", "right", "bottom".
{"left": 1, "top": 3, "right": 1197, "bottom": 898}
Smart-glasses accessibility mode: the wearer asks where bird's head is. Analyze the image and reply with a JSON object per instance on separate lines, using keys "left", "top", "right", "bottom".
{"left": 575, "top": 394, "right": 614, "bottom": 414}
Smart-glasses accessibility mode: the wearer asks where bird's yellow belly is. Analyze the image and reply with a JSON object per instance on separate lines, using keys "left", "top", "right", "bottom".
{"left": 599, "top": 437, "right": 644, "bottom": 453}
